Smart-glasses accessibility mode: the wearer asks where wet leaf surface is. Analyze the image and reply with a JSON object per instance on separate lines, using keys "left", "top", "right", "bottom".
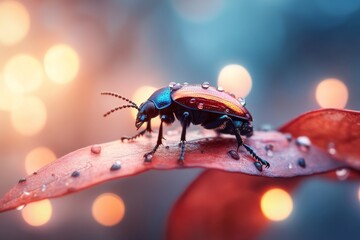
{"left": 167, "top": 170, "right": 301, "bottom": 240}
{"left": 280, "top": 108, "right": 360, "bottom": 169}
{"left": 0, "top": 108, "right": 359, "bottom": 212}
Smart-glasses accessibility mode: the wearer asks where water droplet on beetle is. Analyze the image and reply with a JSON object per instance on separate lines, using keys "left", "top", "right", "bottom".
{"left": 91, "top": 145, "right": 101, "bottom": 154}
{"left": 189, "top": 98, "right": 196, "bottom": 104}
{"left": 172, "top": 83, "right": 182, "bottom": 91}
{"left": 297, "top": 158, "right": 306, "bottom": 168}
{"left": 217, "top": 86, "right": 224, "bottom": 92}
{"left": 296, "top": 136, "right": 311, "bottom": 152}
{"left": 201, "top": 82, "right": 210, "bottom": 89}
{"left": 238, "top": 97, "right": 246, "bottom": 106}
{"left": 110, "top": 161, "right": 121, "bottom": 171}
{"left": 336, "top": 168, "right": 349, "bottom": 181}
{"left": 18, "top": 177, "right": 26, "bottom": 183}
{"left": 41, "top": 184, "right": 47, "bottom": 192}
{"left": 16, "top": 204, "right": 27, "bottom": 210}
{"left": 228, "top": 150, "right": 240, "bottom": 160}
{"left": 197, "top": 103, "right": 204, "bottom": 109}
{"left": 169, "top": 82, "right": 176, "bottom": 88}
{"left": 71, "top": 170, "right": 80, "bottom": 178}
{"left": 225, "top": 109, "right": 230, "bottom": 113}
{"left": 327, "top": 142, "right": 337, "bottom": 155}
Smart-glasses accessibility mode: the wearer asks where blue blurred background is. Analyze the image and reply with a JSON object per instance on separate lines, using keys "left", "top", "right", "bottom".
{"left": 0, "top": 0, "right": 360, "bottom": 239}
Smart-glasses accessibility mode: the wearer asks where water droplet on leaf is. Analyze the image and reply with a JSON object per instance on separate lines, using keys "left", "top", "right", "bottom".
{"left": 327, "top": 142, "right": 337, "bottom": 155}
{"left": 145, "top": 154, "right": 153, "bottom": 162}
{"left": 71, "top": 170, "right": 80, "bottom": 178}
{"left": 228, "top": 150, "right": 240, "bottom": 160}
{"left": 296, "top": 136, "right": 311, "bottom": 152}
{"left": 297, "top": 158, "right": 306, "bottom": 168}
{"left": 110, "top": 161, "right": 121, "bottom": 171}
{"left": 254, "top": 162, "right": 263, "bottom": 172}
{"left": 18, "top": 177, "right": 26, "bottom": 183}
{"left": 336, "top": 168, "right": 349, "bottom": 181}
{"left": 91, "top": 145, "right": 101, "bottom": 154}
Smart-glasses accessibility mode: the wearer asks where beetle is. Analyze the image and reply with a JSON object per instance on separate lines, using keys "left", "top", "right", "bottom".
{"left": 102, "top": 82, "right": 270, "bottom": 171}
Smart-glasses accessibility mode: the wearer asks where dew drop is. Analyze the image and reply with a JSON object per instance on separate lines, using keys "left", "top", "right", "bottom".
{"left": 228, "top": 150, "right": 240, "bottom": 160}
{"left": 110, "top": 161, "right": 121, "bottom": 171}
{"left": 284, "top": 133, "right": 292, "bottom": 142}
{"left": 41, "top": 184, "right": 47, "bottom": 192}
{"left": 217, "top": 86, "right": 224, "bottom": 92}
{"left": 16, "top": 204, "right": 26, "bottom": 210}
{"left": 238, "top": 97, "right": 246, "bottom": 106}
{"left": 201, "top": 82, "right": 210, "bottom": 89}
{"left": 145, "top": 154, "right": 153, "bottom": 162}
{"left": 327, "top": 142, "right": 337, "bottom": 155}
{"left": 224, "top": 109, "right": 230, "bottom": 113}
{"left": 183, "top": 82, "right": 189, "bottom": 86}
{"left": 172, "top": 83, "right": 182, "bottom": 91}
{"left": 336, "top": 168, "right": 349, "bottom": 181}
{"left": 288, "top": 163, "right": 293, "bottom": 169}
{"left": 165, "top": 146, "right": 170, "bottom": 149}
{"left": 297, "top": 158, "right": 306, "bottom": 168}
{"left": 91, "top": 145, "right": 101, "bottom": 154}
{"left": 23, "top": 191, "right": 30, "bottom": 196}
{"left": 189, "top": 98, "right": 196, "bottom": 104}
{"left": 169, "top": 82, "right": 176, "bottom": 88}
{"left": 254, "top": 162, "right": 263, "bottom": 172}
{"left": 265, "top": 144, "right": 274, "bottom": 157}
{"left": 18, "top": 177, "right": 26, "bottom": 183}
{"left": 197, "top": 103, "right": 204, "bottom": 110}
{"left": 71, "top": 170, "right": 80, "bottom": 178}
{"left": 296, "top": 136, "right": 311, "bottom": 152}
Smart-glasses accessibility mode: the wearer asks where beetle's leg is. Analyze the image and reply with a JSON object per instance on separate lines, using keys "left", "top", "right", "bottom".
{"left": 143, "top": 117, "right": 164, "bottom": 162}
{"left": 121, "top": 120, "right": 152, "bottom": 142}
{"left": 178, "top": 112, "right": 190, "bottom": 164}
{"left": 221, "top": 115, "right": 270, "bottom": 170}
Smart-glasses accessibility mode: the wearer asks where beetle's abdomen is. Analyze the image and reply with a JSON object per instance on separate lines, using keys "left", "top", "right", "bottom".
{"left": 171, "top": 85, "right": 252, "bottom": 121}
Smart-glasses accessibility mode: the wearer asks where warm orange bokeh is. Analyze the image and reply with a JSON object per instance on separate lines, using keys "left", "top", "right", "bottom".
{"left": 0, "top": 1, "right": 30, "bottom": 45}
{"left": 25, "top": 147, "right": 56, "bottom": 175}
{"left": 217, "top": 64, "right": 252, "bottom": 98}
{"left": 21, "top": 199, "right": 52, "bottom": 227}
{"left": 315, "top": 78, "right": 348, "bottom": 109}
{"left": 92, "top": 193, "right": 125, "bottom": 226}
{"left": 260, "top": 188, "right": 293, "bottom": 221}
{"left": 10, "top": 96, "right": 47, "bottom": 136}
{"left": 44, "top": 44, "right": 80, "bottom": 84}
{"left": 131, "top": 86, "right": 161, "bottom": 127}
{"left": 4, "top": 54, "right": 44, "bottom": 93}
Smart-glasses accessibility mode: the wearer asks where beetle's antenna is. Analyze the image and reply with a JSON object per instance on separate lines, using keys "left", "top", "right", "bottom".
{"left": 103, "top": 105, "right": 139, "bottom": 117}
{"left": 101, "top": 92, "right": 139, "bottom": 108}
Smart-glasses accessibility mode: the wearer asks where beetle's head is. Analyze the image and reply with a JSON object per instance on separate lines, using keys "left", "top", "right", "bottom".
{"left": 135, "top": 101, "right": 158, "bottom": 129}
{"left": 241, "top": 121, "right": 253, "bottom": 137}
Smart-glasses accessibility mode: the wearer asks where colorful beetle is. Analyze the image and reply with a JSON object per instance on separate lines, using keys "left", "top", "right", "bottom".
{"left": 102, "top": 82, "right": 270, "bottom": 171}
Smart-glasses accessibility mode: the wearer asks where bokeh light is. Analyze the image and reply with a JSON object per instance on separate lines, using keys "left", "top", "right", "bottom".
{"left": 0, "top": 75, "right": 23, "bottom": 111}
{"left": 0, "top": 1, "right": 30, "bottom": 45}
{"left": 315, "top": 78, "right": 348, "bottom": 108}
{"left": 131, "top": 86, "right": 161, "bottom": 126}
{"left": 92, "top": 193, "right": 125, "bottom": 227}
{"left": 4, "top": 54, "right": 44, "bottom": 93}
{"left": 260, "top": 188, "right": 293, "bottom": 221}
{"left": 25, "top": 147, "right": 56, "bottom": 175}
{"left": 44, "top": 44, "right": 80, "bottom": 84}
{"left": 10, "top": 96, "right": 47, "bottom": 136}
{"left": 21, "top": 199, "right": 52, "bottom": 227}
{"left": 217, "top": 64, "right": 253, "bottom": 98}
{"left": 171, "top": 0, "right": 224, "bottom": 22}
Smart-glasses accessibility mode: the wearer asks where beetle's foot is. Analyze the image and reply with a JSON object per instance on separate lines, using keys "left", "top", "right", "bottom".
{"left": 177, "top": 158, "right": 184, "bottom": 165}
{"left": 143, "top": 152, "right": 154, "bottom": 163}
{"left": 260, "top": 158, "right": 270, "bottom": 168}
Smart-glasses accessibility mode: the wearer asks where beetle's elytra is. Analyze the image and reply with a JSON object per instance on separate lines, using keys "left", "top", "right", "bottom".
{"left": 102, "top": 82, "right": 270, "bottom": 171}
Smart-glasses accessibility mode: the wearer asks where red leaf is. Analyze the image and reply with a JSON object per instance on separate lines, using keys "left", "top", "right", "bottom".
{"left": 167, "top": 170, "right": 301, "bottom": 240}
{"left": 0, "top": 108, "right": 359, "bottom": 212}
{"left": 279, "top": 108, "right": 360, "bottom": 169}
